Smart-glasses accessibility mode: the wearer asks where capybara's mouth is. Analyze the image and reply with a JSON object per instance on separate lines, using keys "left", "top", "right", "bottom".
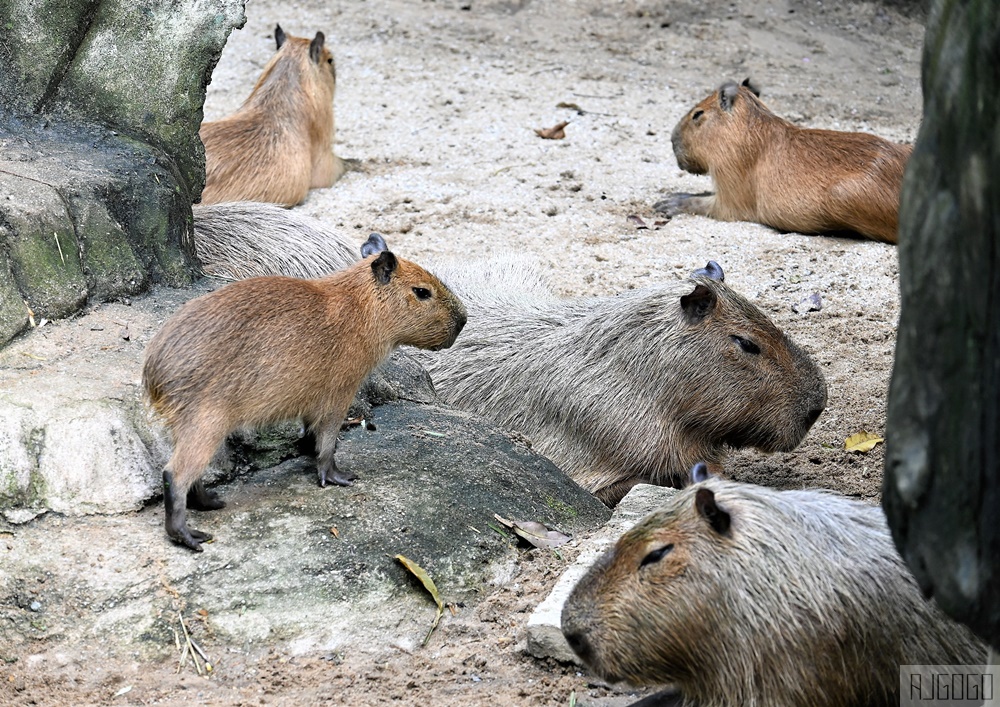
{"left": 432, "top": 317, "right": 466, "bottom": 350}
{"left": 674, "top": 149, "right": 706, "bottom": 175}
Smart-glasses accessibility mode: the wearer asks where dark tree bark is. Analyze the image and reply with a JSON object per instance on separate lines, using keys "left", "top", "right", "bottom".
{"left": 884, "top": 0, "right": 1000, "bottom": 650}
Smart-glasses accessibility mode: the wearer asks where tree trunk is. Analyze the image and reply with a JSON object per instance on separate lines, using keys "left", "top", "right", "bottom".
{"left": 884, "top": 0, "right": 1000, "bottom": 650}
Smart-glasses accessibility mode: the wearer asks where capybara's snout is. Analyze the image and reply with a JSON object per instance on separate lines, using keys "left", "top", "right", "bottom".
{"left": 433, "top": 310, "right": 467, "bottom": 350}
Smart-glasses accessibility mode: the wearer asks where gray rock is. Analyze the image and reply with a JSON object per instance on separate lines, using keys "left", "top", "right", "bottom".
{"left": 0, "top": 0, "right": 246, "bottom": 192}
{"left": 0, "top": 0, "right": 246, "bottom": 344}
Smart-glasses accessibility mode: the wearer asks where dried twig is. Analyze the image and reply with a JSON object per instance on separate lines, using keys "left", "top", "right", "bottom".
{"left": 177, "top": 611, "right": 213, "bottom": 675}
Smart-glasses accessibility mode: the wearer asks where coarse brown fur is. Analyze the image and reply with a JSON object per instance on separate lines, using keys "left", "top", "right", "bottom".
{"left": 562, "top": 476, "right": 987, "bottom": 707}
{"left": 415, "top": 260, "right": 826, "bottom": 506}
{"left": 199, "top": 24, "right": 345, "bottom": 207}
{"left": 142, "top": 236, "right": 466, "bottom": 551}
{"left": 657, "top": 80, "right": 912, "bottom": 244}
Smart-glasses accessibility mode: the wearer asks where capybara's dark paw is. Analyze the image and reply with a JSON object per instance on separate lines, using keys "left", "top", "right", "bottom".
{"left": 318, "top": 466, "right": 358, "bottom": 488}
{"left": 187, "top": 485, "right": 226, "bottom": 511}
{"left": 652, "top": 193, "right": 693, "bottom": 216}
{"left": 168, "top": 525, "right": 213, "bottom": 552}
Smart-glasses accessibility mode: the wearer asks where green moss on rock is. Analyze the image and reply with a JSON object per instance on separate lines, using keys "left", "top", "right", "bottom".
{"left": 70, "top": 198, "right": 148, "bottom": 299}
{"left": 3, "top": 177, "right": 88, "bottom": 319}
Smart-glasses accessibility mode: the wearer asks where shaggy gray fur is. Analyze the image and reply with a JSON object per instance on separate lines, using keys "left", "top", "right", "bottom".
{"left": 561, "top": 478, "right": 987, "bottom": 706}
{"left": 192, "top": 202, "right": 359, "bottom": 280}
{"left": 416, "top": 260, "right": 827, "bottom": 504}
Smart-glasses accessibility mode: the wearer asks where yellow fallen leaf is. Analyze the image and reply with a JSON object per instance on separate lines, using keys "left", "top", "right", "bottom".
{"left": 395, "top": 554, "right": 444, "bottom": 645}
{"left": 844, "top": 431, "right": 884, "bottom": 453}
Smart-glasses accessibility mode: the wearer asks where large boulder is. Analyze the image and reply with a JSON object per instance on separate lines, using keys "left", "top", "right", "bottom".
{"left": 0, "top": 0, "right": 246, "bottom": 346}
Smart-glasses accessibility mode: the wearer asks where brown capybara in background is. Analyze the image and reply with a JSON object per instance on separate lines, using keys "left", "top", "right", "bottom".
{"left": 142, "top": 234, "right": 466, "bottom": 551}
{"left": 415, "top": 259, "right": 827, "bottom": 506}
{"left": 199, "top": 24, "right": 345, "bottom": 207}
{"left": 657, "top": 79, "right": 912, "bottom": 244}
{"left": 561, "top": 467, "right": 987, "bottom": 706}
{"left": 192, "top": 202, "right": 359, "bottom": 280}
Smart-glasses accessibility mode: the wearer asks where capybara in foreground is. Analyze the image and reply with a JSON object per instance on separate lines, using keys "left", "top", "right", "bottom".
{"left": 657, "top": 79, "right": 912, "bottom": 244}
{"left": 561, "top": 471, "right": 986, "bottom": 706}
{"left": 416, "top": 260, "right": 827, "bottom": 505}
{"left": 200, "top": 24, "right": 345, "bottom": 206}
{"left": 142, "top": 234, "right": 466, "bottom": 551}
{"left": 192, "top": 202, "right": 358, "bottom": 280}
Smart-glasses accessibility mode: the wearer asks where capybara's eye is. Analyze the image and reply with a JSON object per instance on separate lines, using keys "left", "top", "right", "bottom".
{"left": 328, "top": 58, "right": 334, "bottom": 65}
{"left": 413, "top": 287, "right": 433, "bottom": 301}
{"left": 732, "top": 335, "right": 761, "bottom": 355}
{"left": 692, "top": 109, "right": 704, "bottom": 121}
{"left": 640, "top": 543, "right": 674, "bottom": 568}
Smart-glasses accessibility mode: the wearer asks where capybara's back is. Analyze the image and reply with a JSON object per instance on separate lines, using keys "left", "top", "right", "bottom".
{"left": 417, "top": 260, "right": 826, "bottom": 505}
{"left": 660, "top": 79, "right": 912, "bottom": 244}
{"left": 192, "top": 202, "right": 359, "bottom": 280}
{"left": 561, "top": 477, "right": 986, "bottom": 706}
{"left": 200, "top": 25, "right": 345, "bottom": 206}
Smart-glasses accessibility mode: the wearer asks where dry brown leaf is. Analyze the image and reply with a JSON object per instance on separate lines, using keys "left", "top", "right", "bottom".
{"left": 512, "top": 521, "right": 571, "bottom": 549}
{"left": 534, "top": 121, "right": 569, "bottom": 139}
{"left": 395, "top": 554, "right": 444, "bottom": 645}
{"left": 494, "top": 514, "right": 570, "bottom": 549}
{"left": 330, "top": 526, "right": 340, "bottom": 538}
{"left": 844, "top": 431, "right": 884, "bottom": 453}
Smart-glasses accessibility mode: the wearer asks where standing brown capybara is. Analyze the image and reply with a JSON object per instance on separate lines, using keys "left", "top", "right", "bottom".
{"left": 561, "top": 468, "right": 987, "bottom": 706}
{"left": 142, "top": 234, "right": 466, "bottom": 551}
{"left": 199, "top": 24, "right": 345, "bottom": 207}
{"left": 192, "top": 202, "right": 359, "bottom": 280}
{"left": 656, "top": 79, "right": 912, "bottom": 244}
{"left": 415, "top": 260, "right": 827, "bottom": 506}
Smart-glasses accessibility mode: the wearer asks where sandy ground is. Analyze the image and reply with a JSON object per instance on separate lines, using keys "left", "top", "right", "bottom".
{"left": 1, "top": 0, "right": 926, "bottom": 704}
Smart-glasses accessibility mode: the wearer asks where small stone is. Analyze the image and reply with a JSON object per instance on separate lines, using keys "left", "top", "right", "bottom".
{"left": 29, "top": 601, "right": 42, "bottom": 612}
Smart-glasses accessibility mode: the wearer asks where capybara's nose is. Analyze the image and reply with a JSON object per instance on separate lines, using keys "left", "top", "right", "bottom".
{"left": 563, "top": 630, "right": 593, "bottom": 664}
{"left": 805, "top": 406, "right": 823, "bottom": 427}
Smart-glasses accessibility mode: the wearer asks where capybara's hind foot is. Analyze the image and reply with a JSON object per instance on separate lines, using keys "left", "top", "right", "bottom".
{"left": 167, "top": 524, "right": 213, "bottom": 553}
{"left": 318, "top": 463, "right": 357, "bottom": 488}
{"left": 187, "top": 481, "right": 226, "bottom": 511}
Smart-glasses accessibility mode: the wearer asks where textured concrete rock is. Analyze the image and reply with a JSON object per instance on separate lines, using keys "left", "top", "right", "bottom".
{"left": 526, "top": 485, "right": 679, "bottom": 664}
{"left": 0, "top": 0, "right": 246, "bottom": 191}
{"left": 0, "top": 0, "right": 246, "bottom": 344}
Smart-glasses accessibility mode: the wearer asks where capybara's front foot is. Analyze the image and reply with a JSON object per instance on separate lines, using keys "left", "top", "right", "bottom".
{"left": 166, "top": 521, "right": 213, "bottom": 553}
{"left": 653, "top": 191, "right": 714, "bottom": 217}
{"left": 317, "top": 460, "right": 357, "bottom": 488}
{"left": 187, "top": 480, "right": 226, "bottom": 511}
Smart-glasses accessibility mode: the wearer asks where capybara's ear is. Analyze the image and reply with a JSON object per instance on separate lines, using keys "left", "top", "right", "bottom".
{"left": 371, "top": 250, "right": 398, "bottom": 285}
{"left": 309, "top": 32, "right": 326, "bottom": 64}
{"left": 680, "top": 283, "right": 718, "bottom": 324}
{"left": 275, "top": 24, "right": 286, "bottom": 50}
{"left": 719, "top": 81, "right": 740, "bottom": 111}
{"left": 741, "top": 77, "right": 760, "bottom": 97}
{"left": 361, "top": 232, "right": 388, "bottom": 259}
{"left": 689, "top": 461, "right": 712, "bottom": 484}
{"left": 695, "top": 488, "right": 731, "bottom": 535}
{"left": 692, "top": 260, "right": 725, "bottom": 282}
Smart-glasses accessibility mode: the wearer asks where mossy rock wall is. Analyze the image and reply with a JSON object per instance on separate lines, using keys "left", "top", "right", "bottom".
{"left": 0, "top": 0, "right": 246, "bottom": 346}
